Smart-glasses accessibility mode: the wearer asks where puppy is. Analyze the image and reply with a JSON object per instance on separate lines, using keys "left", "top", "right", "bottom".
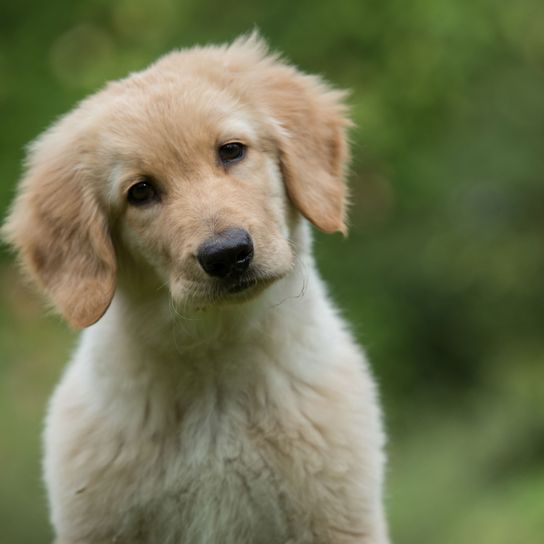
{"left": 2, "top": 34, "right": 389, "bottom": 544}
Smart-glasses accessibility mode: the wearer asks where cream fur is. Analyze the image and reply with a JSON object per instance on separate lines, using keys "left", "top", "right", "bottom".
{"left": 3, "top": 34, "right": 389, "bottom": 543}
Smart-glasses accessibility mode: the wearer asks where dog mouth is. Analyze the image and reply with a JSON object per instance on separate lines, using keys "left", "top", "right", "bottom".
{"left": 216, "top": 271, "right": 280, "bottom": 298}
{"left": 173, "top": 269, "right": 284, "bottom": 308}
{"left": 223, "top": 275, "right": 260, "bottom": 294}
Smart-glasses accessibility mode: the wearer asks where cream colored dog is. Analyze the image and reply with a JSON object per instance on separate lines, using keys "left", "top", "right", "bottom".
{"left": 3, "top": 35, "right": 389, "bottom": 544}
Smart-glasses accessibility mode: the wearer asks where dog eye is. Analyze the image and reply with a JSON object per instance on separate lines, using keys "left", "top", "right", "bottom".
{"left": 218, "top": 142, "right": 246, "bottom": 164}
{"left": 127, "top": 179, "right": 159, "bottom": 206}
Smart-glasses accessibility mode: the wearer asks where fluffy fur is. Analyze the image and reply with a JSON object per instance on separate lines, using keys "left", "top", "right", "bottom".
{"left": 2, "top": 34, "right": 389, "bottom": 543}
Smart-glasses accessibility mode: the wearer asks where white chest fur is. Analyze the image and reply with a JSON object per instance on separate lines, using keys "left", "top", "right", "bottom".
{"left": 44, "top": 272, "right": 387, "bottom": 544}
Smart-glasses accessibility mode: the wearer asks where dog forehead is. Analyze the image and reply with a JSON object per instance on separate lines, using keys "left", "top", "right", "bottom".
{"left": 106, "top": 76, "right": 258, "bottom": 145}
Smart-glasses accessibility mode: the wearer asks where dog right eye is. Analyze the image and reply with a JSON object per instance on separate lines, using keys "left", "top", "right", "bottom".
{"left": 218, "top": 142, "right": 246, "bottom": 165}
{"left": 127, "top": 179, "right": 159, "bottom": 206}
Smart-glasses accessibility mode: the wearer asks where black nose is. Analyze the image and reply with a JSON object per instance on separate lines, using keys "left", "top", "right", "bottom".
{"left": 197, "top": 228, "right": 254, "bottom": 278}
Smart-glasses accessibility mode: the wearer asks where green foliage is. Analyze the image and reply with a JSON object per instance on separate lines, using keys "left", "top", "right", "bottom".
{"left": 1, "top": 1, "right": 543, "bottom": 542}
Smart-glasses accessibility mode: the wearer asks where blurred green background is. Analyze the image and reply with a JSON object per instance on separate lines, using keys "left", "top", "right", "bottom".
{"left": 1, "top": 1, "right": 543, "bottom": 542}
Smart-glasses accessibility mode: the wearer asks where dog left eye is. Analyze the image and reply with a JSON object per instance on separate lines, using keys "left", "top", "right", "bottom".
{"left": 218, "top": 142, "right": 246, "bottom": 164}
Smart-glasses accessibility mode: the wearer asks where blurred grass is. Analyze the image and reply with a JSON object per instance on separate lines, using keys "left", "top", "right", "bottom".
{"left": 1, "top": 0, "right": 544, "bottom": 542}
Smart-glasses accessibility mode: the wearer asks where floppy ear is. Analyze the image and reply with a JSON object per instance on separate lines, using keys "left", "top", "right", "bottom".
{"left": 2, "top": 128, "right": 116, "bottom": 329}
{"left": 257, "top": 61, "right": 351, "bottom": 234}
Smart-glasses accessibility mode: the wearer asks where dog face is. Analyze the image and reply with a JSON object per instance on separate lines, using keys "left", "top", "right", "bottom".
{"left": 2, "top": 35, "right": 350, "bottom": 328}
{"left": 106, "top": 80, "right": 295, "bottom": 309}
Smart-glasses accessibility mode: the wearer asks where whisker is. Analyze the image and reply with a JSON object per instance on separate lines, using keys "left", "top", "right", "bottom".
{"left": 268, "top": 256, "right": 308, "bottom": 309}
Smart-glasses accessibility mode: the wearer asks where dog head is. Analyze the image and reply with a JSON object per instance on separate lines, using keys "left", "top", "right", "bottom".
{"left": 2, "top": 34, "right": 351, "bottom": 329}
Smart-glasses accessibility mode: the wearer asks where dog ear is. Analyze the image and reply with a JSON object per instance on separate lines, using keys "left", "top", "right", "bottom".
{"left": 2, "top": 125, "right": 116, "bottom": 329}
{"left": 256, "top": 59, "right": 351, "bottom": 234}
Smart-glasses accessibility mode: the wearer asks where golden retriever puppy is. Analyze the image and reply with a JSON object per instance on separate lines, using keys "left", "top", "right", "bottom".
{"left": 2, "top": 34, "right": 389, "bottom": 544}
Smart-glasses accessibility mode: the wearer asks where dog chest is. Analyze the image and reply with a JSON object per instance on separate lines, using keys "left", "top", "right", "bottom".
{"left": 46, "top": 318, "right": 376, "bottom": 543}
{"left": 47, "top": 379, "right": 337, "bottom": 543}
